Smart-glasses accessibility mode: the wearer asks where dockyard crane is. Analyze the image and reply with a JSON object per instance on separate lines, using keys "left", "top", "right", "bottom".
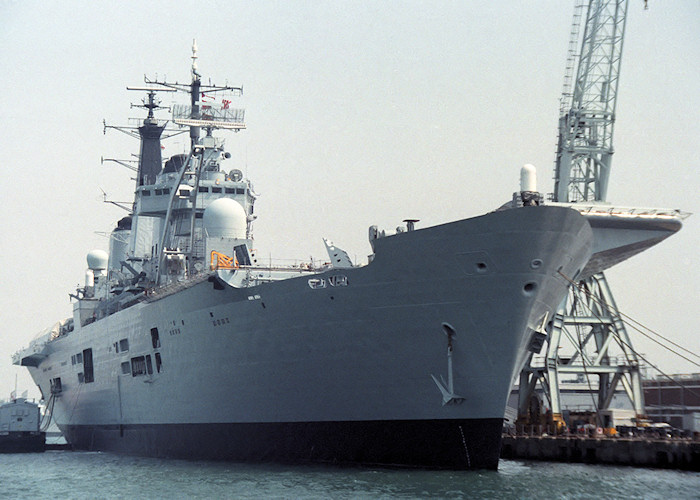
{"left": 518, "top": 0, "right": 648, "bottom": 431}
{"left": 553, "top": 0, "right": 626, "bottom": 204}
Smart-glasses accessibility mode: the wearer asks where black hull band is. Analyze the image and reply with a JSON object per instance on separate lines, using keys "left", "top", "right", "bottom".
{"left": 0, "top": 432, "right": 45, "bottom": 453}
{"left": 64, "top": 418, "right": 502, "bottom": 470}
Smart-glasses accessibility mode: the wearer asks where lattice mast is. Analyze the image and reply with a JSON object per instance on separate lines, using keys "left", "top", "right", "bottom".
{"left": 553, "top": 0, "right": 628, "bottom": 203}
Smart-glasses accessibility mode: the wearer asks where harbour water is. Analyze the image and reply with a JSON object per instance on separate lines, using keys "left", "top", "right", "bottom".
{"left": 0, "top": 451, "right": 697, "bottom": 499}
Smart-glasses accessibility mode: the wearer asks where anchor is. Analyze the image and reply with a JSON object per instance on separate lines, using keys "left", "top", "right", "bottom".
{"left": 431, "top": 323, "right": 465, "bottom": 405}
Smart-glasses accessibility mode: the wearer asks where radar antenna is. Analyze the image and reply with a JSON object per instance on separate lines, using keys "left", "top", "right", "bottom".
{"left": 144, "top": 39, "right": 245, "bottom": 149}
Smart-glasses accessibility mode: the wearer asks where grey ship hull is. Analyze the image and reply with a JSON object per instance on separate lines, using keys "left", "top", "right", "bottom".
{"left": 22, "top": 206, "right": 592, "bottom": 469}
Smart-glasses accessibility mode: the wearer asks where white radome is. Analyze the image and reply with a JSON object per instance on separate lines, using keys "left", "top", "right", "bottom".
{"left": 86, "top": 249, "right": 109, "bottom": 270}
{"left": 520, "top": 163, "right": 537, "bottom": 193}
{"left": 203, "top": 197, "right": 247, "bottom": 238}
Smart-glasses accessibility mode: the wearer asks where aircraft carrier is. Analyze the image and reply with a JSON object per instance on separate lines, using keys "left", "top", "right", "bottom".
{"left": 13, "top": 44, "right": 597, "bottom": 469}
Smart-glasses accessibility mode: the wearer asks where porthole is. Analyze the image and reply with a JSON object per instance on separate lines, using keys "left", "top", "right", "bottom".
{"left": 530, "top": 259, "right": 543, "bottom": 269}
{"left": 523, "top": 282, "right": 537, "bottom": 295}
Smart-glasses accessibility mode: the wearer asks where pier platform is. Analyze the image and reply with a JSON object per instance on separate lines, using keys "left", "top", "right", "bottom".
{"left": 501, "top": 434, "right": 700, "bottom": 471}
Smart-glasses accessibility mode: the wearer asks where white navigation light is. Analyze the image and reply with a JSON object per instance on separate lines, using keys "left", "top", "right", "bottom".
{"left": 520, "top": 163, "right": 537, "bottom": 193}
{"left": 86, "top": 249, "right": 109, "bottom": 271}
{"left": 203, "top": 198, "right": 247, "bottom": 239}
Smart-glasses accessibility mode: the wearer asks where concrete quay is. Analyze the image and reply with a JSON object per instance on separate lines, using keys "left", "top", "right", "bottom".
{"left": 501, "top": 434, "right": 700, "bottom": 471}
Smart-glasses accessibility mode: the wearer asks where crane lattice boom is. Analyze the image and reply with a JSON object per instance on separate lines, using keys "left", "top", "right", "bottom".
{"left": 553, "top": 0, "right": 628, "bottom": 203}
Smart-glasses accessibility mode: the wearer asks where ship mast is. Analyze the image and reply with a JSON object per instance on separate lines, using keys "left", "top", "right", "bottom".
{"left": 135, "top": 90, "right": 168, "bottom": 187}
{"left": 144, "top": 40, "right": 245, "bottom": 146}
{"left": 103, "top": 87, "right": 180, "bottom": 195}
{"left": 143, "top": 40, "right": 246, "bottom": 285}
{"left": 189, "top": 40, "right": 202, "bottom": 149}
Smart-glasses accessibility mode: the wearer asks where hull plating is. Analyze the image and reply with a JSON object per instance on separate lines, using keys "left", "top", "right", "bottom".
{"left": 24, "top": 206, "right": 592, "bottom": 469}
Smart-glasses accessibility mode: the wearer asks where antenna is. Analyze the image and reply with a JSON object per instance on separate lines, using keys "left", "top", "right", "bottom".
{"left": 102, "top": 157, "right": 138, "bottom": 173}
{"left": 99, "top": 188, "right": 132, "bottom": 212}
{"left": 143, "top": 40, "right": 244, "bottom": 148}
{"left": 191, "top": 39, "right": 200, "bottom": 78}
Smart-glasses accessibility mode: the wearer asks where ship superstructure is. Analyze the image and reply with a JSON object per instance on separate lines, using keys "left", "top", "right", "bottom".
{"left": 0, "top": 398, "right": 45, "bottom": 453}
{"left": 13, "top": 44, "right": 598, "bottom": 469}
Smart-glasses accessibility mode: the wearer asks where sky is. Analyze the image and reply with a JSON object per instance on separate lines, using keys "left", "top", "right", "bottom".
{"left": 0, "top": 1, "right": 698, "bottom": 401}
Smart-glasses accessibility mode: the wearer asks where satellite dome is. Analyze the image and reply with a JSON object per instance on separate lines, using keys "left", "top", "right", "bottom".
{"left": 87, "top": 249, "right": 109, "bottom": 270}
{"left": 203, "top": 198, "right": 246, "bottom": 239}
